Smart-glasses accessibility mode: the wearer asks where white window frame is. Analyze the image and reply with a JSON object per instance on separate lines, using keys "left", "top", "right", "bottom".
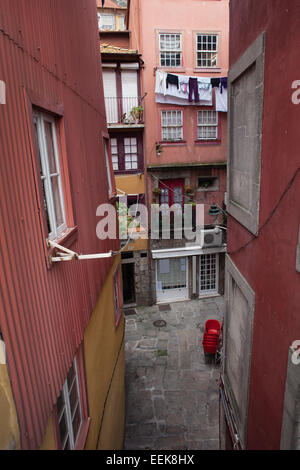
{"left": 159, "top": 33, "right": 182, "bottom": 67}
{"left": 110, "top": 138, "right": 119, "bottom": 171}
{"left": 98, "top": 12, "right": 116, "bottom": 31}
{"left": 98, "top": 11, "right": 125, "bottom": 31}
{"left": 56, "top": 357, "right": 83, "bottom": 450}
{"left": 199, "top": 253, "right": 219, "bottom": 295}
{"left": 124, "top": 137, "right": 138, "bottom": 170}
{"left": 197, "top": 110, "right": 218, "bottom": 140}
{"left": 33, "top": 111, "right": 67, "bottom": 240}
{"left": 196, "top": 33, "right": 219, "bottom": 68}
{"left": 161, "top": 110, "right": 183, "bottom": 142}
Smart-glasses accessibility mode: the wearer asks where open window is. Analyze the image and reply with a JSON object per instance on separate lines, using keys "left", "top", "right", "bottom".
{"left": 54, "top": 346, "right": 89, "bottom": 450}
{"left": 33, "top": 111, "right": 67, "bottom": 241}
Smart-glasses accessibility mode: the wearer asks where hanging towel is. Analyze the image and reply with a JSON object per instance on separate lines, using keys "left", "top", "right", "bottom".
{"left": 215, "top": 86, "right": 228, "bottom": 112}
{"left": 155, "top": 70, "right": 167, "bottom": 96}
{"left": 166, "top": 73, "right": 179, "bottom": 89}
{"left": 198, "top": 78, "right": 212, "bottom": 102}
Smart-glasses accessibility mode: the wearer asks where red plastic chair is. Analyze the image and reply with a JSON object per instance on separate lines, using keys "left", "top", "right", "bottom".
{"left": 202, "top": 319, "right": 221, "bottom": 357}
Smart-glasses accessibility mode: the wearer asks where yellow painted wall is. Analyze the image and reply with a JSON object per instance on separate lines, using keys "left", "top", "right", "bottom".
{"left": 39, "top": 416, "right": 56, "bottom": 450}
{"left": 115, "top": 173, "right": 145, "bottom": 195}
{"left": 40, "top": 256, "right": 125, "bottom": 450}
{"left": 0, "top": 362, "right": 20, "bottom": 450}
{"left": 116, "top": 173, "right": 148, "bottom": 252}
{"left": 84, "top": 255, "right": 125, "bottom": 450}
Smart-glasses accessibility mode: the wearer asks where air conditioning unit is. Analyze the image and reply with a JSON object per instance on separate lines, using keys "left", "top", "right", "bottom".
{"left": 201, "top": 228, "right": 223, "bottom": 248}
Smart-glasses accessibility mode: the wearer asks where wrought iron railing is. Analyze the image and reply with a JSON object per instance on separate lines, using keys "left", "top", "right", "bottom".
{"left": 104, "top": 96, "right": 144, "bottom": 125}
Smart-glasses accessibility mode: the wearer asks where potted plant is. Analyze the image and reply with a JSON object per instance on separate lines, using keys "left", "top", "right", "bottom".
{"left": 152, "top": 187, "right": 162, "bottom": 195}
{"left": 184, "top": 185, "right": 195, "bottom": 196}
{"left": 130, "top": 105, "right": 144, "bottom": 123}
{"left": 156, "top": 142, "right": 163, "bottom": 156}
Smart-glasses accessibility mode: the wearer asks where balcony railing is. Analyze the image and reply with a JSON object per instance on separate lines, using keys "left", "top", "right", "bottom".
{"left": 104, "top": 96, "right": 144, "bottom": 125}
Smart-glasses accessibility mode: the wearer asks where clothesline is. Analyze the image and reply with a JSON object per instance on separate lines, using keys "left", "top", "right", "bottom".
{"left": 155, "top": 69, "right": 228, "bottom": 112}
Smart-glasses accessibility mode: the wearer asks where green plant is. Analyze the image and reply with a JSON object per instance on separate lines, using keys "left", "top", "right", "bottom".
{"left": 152, "top": 187, "right": 162, "bottom": 195}
{"left": 156, "top": 142, "right": 163, "bottom": 155}
{"left": 130, "top": 105, "right": 143, "bottom": 122}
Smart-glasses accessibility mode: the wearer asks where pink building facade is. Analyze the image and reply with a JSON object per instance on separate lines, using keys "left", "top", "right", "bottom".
{"left": 129, "top": 0, "right": 229, "bottom": 304}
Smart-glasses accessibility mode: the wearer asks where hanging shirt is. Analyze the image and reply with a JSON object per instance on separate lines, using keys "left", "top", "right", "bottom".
{"left": 166, "top": 73, "right": 179, "bottom": 89}
{"left": 211, "top": 78, "right": 220, "bottom": 88}
{"left": 220, "top": 77, "right": 228, "bottom": 93}
{"left": 155, "top": 70, "right": 167, "bottom": 96}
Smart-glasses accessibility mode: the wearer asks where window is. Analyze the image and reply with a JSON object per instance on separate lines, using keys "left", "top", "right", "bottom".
{"left": 110, "top": 138, "right": 119, "bottom": 170}
{"left": 97, "top": 11, "right": 125, "bottom": 31}
{"left": 113, "top": 265, "right": 123, "bottom": 328}
{"left": 124, "top": 137, "right": 138, "bottom": 170}
{"left": 104, "top": 138, "right": 114, "bottom": 196}
{"left": 109, "top": 135, "right": 143, "bottom": 173}
{"left": 196, "top": 34, "right": 218, "bottom": 68}
{"left": 197, "top": 110, "right": 218, "bottom": 140}
{"left": 33, "top": 111, "right": 66, "bottom": 240}
{"left": 56, "top": 358, "right": 84, "bottom": 450}
{"left": 198, "top": 176, "right": 219, "bottom": 192}
{"left": 161, "top": 110, "right": 183, "bottom": 141}
{"left": 159, "top": 33, "right": 182, "bottom": 67}
{"left": 199, "top": 253, "right": 219, "bottom": 294}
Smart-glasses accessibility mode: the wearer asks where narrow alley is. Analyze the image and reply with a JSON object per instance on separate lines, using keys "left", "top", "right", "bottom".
{"left": 124, "top": 297, "right": 224, "bottom": 450}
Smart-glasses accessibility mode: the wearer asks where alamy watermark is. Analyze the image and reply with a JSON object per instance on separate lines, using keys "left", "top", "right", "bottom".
{"left": 291, "top": 80, "right": 300, "bottom": 104}
{"left": 291, "top": 340, "right": 300, "bottom": 365}
{"left": 96, "top": 198, "right": 207, "bottom": 244}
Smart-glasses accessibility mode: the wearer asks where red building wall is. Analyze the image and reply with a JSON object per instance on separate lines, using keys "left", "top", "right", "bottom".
{"left": 228, "top": 0, "right": 300, "bottom": 449}
{"left": 0, "top": 0, "right": 118, "bottom": 449}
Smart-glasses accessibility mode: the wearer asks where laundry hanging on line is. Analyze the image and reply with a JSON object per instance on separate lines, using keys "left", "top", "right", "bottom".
{"left": 155, "top": 69, "right": 227, "bottom": 111}
{"left": 155, "top": 71, "right": 213, "bottom": 106}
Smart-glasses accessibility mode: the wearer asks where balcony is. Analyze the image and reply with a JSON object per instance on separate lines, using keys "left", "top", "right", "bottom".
{"left": 105, "top": 97, "right": 144, "bottom": 128}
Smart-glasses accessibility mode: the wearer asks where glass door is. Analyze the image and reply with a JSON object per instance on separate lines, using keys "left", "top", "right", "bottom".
{"left": 156, "top": 257, "right": 189, "bottom": 302}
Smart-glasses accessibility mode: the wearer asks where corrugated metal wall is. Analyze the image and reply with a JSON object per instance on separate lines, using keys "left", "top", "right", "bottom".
{"left": 0, "top": 0, "right": 118, "bottom": 449}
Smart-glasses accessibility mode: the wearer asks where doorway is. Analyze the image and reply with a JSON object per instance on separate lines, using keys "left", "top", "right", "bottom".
{"left": 122, "top": 262, "right": 136, "bottom": 306}
{"left": 156, "top": 257, "right": 189, "bottom": 303}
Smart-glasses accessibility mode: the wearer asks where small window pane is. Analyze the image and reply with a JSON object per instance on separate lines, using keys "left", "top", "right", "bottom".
{"left": 72, "top": 405, "right": 81, "bottom": 443}
{"left": 44, "top": 121, "right": 57, "bottom": 174}
{"left": 51, "top": 176, "right": 64, "bottom": 228}
{"left": 59, "top": 410, "right": 68, "bottom": 445}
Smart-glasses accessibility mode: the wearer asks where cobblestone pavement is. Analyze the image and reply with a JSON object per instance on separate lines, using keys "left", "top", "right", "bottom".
{"left": 124, "top": 296, "right": 225, "bottom": 450}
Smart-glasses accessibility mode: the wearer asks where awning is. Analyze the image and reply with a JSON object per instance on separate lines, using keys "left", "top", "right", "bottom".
{"left": 151, "top": 244, "right": 227, "bottom": 259}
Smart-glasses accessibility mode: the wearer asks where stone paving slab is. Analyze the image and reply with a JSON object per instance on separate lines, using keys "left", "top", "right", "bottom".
{"left": 124, "top": 296, "right": 225, "bottom": 450}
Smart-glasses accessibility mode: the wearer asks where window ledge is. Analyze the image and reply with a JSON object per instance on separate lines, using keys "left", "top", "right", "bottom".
{"left": 194, "top": 139, "right": 221, "bottom": 146}
{"left": 47, "top": 226, "right": 78, "bottom": 268}
{"left": 160, "top": 140, "right": 187, "bottom": 147}
{"left": 157, "top": 67, "right": 186, "bottom": 74}
{"left": 114, "top": 169, "right": 144, "bottom": 175}
{"left": 193, "top": 67, "right": 222, "bottom": 73}
{"left": 52, "top": 226, "right": 78, "bottom": 249}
